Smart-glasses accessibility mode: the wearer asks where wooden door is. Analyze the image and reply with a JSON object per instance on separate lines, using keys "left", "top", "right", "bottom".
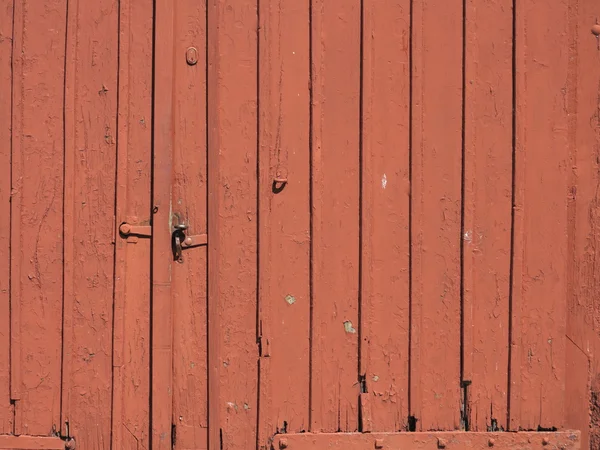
{"left": 153, "top": 0, "right": 594, "bottom": 450}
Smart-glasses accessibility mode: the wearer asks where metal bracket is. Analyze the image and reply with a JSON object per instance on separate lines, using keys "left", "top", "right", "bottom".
{"left": 119, "top": 218, "right": 152, "bottom": 243}
{"left": 119, "top": 217, "right": 152, "bottom": 244}
{"left": 272, "top": 431, "right": 581, "bottom": 450}
{"left": 181, "top": 233, "right": 208, "bottom": 248}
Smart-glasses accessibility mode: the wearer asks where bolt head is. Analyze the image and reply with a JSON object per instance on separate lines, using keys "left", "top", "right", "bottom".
{"left": 592, "top": 24, "right": 600, "bottom": 36}
{"left": 186, "top": 47, "right": 198, "bottom": 65}
{"left": 279, "top": 438, "right": 288, "bottom": 449}
{"left": 65, "top": 438, "right": 76, "bottom": 449}
{"left": 437, "top": 438, "right": 447, "bottom": 449}
{"left": 374, "top": 438, "right": 384, "bottom": 449}
{"left": 119, "top": 223, "right": 131, "bottom": 234}
{"left": 542, "top": 436, "right": 550, "bottom": 446}
{"left": 488, "top": 437, "right": 495, "bottom": 447}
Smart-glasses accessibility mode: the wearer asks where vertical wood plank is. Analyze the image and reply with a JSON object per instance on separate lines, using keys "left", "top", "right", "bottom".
{"left": 360, "top": 0, "right": 411, "bottom": 432}
{"left": 213, "top": 1, "right": 259, "bottom": 449}
{"left": 462, "top": 0, "right": 513, "bottom": 431}
{"left": 171, "top": 0, "right": 208, "bottom": 447}
{"left": 206, "top": 1, "right": 221, "bottom": 449}
{"left": 310, "top": 0, "right": 361, "bottom": 433}
{"left": 11, "top": 0, "right": 67, "bottom": 434}
{"left": 410, "top": 0, "right": 463, "bottom": 431}
{"left": 564, "top": 1, "right": 600, "bottom": 449}
{"left": 0, "top": 0, "right": 14, "bottom": 434}
{"left": 510, "top": 0, "right": 569, "bottom": 431}
{"left": 152, "top": 0, "right": 174, "bottom": 446}
{"left": 257, "top": 0, "right": 311, "bottom": 444}
{"left": 60, "top": 0, "right": 119, "bottom": 445}
{"left": 111, "top": 0, "right": 153, "bottom": 448}
{"left": 9, "top": 0, "right": 23, "bottom": 425}
{"left": 111, "top": 0, "right": 153, "bottom": 449}
{"left": 60, "top": 0, "right": 75, "bottom": 436}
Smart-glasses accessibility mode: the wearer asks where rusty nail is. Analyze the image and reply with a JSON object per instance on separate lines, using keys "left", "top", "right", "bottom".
{"left": 488, "top": 438, "right": 495, "bottom": 447}
{"left": 186, "top": 47, "right": 198, "bottom": 65}
{"left": 279, "top": 438, "right": 288, "bottom": 449}
{"left": 437, "top": 438, "right": 447, "bottom": 449}
{"left": 592, "top": 24, "right": 600, "bottom": 36}
{"left": 542, "top": 437, "right": 550, "bottom": 446}
{"left": 374, "top": 438, "right": 384, "bottom": 449}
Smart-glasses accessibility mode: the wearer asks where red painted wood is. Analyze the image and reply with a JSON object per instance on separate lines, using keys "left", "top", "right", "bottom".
{"left": 0, "top": 1, "right": 598, "bottom": 445}
{"left": 152, "top": 0, "right": 175, "bottom": 446}
{"left": 566, "top": 339, "right": 589, "bottom": 450}
{"left": 212, "top": 2, "right": 259, "bottom": 450}
{"left": 171, "top": 0, "right": 209, "bottom": 447}
{"left": 0, "top": 0, "right": 14, "bottom": 435}
{"left": 0, "top": 435, "right": 65, "bottom": 449}
{"left": 60, "top": 0, "right": 118, "bottom": 446}
{"left": 310, "top": 0, "right": 361, "bottom": 433}
{"left": 509, "top": 0, "right": 569, "bottom": 431}
{"left": 360, "top": 0, "right": 411, "bottom": 432}
{"left": 564, "top": 2, "right": 600, "bottom": 449}
{"left": 111, "top": 0, "right": 153, "bottom": 448}
{"left": 462, "top": 0, "right": 513, "bottom": 431}
{"left": 410, "top": 0, "right": 463, "bottom": 431}
{"left": 272, "top": 431, "right": 582, "bottom": 450}
{"left": 257, "top": 0, "right": 311, "bottom": 444}
{"left": 10, "top": 0, "right": 67, "bottom": 434}
{"left": 206, "top": 1, "right": 221, "bottom": 450}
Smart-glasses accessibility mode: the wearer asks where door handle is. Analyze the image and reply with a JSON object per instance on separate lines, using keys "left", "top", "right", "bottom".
{"left": 172, "top": 223, "right": 207, "bottom": 263}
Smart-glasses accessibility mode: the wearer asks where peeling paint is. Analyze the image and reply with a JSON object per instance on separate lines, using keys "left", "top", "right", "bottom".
{"left": 343, "top": 320, "right": 356, "bottom": 334}
{"left": 285, "top": 294, "right": 296, "bottom": 305}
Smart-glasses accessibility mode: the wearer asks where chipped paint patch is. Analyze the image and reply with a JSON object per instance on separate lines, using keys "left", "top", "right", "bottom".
{"left": 344, "top": 320, "right": 356, "bottom": 333}
{"left": 463, "top": 230, "right": 472, "bottom": 243}
{"left": 226, "top": 402, "right": 238, "bottom": 412}
{"left": 373, "top": 375, "right": 379, "bottom": 382}
{"left": 285, "top": 294, "right": 296, "bottom": 305}
{"left": 381, "top": 173, "right": 387, "bottom": 189}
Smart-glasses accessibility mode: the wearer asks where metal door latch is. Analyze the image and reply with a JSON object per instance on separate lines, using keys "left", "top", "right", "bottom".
{"left": 119, "top": 218, "right": 152, "bottom": 243}
{"left": 172, "top": 224, "right": 207, "bottom": 263}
